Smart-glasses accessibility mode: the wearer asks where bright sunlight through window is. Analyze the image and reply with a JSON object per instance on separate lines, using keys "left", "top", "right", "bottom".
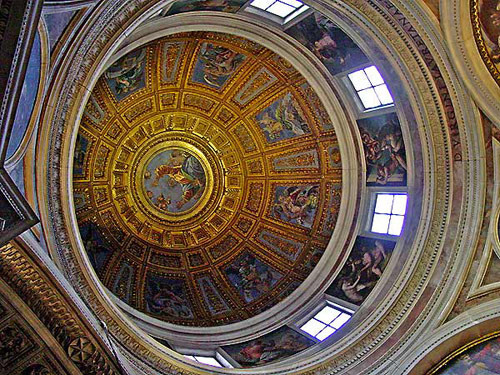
{"left": 348, "top": 66, "right": 394, "bottom": 110}
{"left": 249, "top": 0, "right": 309, "bottom": 21}
{"left": 184, "top": 355, "right": 223, "bottom": 368}
{"left": 371, "top": 193, "right": 407, "bottom": 236}
{"left": 300, "top": 305, "right": 352, "bottom": 341}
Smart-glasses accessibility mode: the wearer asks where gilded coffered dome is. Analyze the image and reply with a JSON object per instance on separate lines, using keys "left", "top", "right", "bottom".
{"left": 73, "top": 31, "right": 342, "bottom": 326}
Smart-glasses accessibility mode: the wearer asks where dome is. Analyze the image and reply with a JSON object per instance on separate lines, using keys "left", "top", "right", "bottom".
{"left": 73, "top": 31, "right": 343, "bottom": 326}
{"left": 3, "top": 0, "right": 497, "bottom": 374}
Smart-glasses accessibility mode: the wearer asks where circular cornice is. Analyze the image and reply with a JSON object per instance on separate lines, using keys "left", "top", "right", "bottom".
{"left": 36, "top": 0, "right": 483, "bottom": 373}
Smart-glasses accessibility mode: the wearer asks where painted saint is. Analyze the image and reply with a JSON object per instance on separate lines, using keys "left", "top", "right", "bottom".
{"left": 192, "top": 43, "right": 245, "bottom": 88}
{"left": 256, "top": 93, "right": 311, "bottom": 143}
{"left": 357, "top": 113, "right": 407, "bottom": 185}
{"left": 143, "top": 149, "right": 206, "bottom": 213}
{"left": 272, "top": 185, "right": 319, "bottom": 228}
{"left": 105, "top": 48, "right": 146, "bottom": 101}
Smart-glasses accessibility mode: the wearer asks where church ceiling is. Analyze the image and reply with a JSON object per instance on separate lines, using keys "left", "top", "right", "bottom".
{"left": 72, "top": 32, "right": 342, "bottom": 326}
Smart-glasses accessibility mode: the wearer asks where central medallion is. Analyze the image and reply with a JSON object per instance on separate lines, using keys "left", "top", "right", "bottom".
{"left": 143, "top": 148, "right": 207, "bottom": 215}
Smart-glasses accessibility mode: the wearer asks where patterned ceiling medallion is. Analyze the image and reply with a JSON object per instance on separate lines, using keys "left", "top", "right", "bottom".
{"left": 73, "top": 32, "right": 342, "bottom": 326}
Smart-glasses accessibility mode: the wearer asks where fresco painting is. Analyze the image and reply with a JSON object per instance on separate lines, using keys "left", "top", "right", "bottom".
{"left": 286, "top": 14, "right": 369, "bottom": 75}
{"left": 79, "top": 221, "right": 113, "bottom": 274}
{"left": 145, "top": 275, "right": 194, "bottom": 319}
{"left": 438, "top": 335, "right": 500, "bottom": 374}
{"left": 7, "top": 32, "right": 41, "bottom": 159}
{"left": 326, "top": 236, "right": 395, "bottom": 304}
{"left": 256, "top": 93, "right": 311, "bottom": 143}
{"left": 73, "top": 133, "right": 90, "bottom": 177}
{"left": 223, "top": 326, "right": 315, "bottom": 366}
{"left": 191, "top": 43, "right": 245, "bottom": 89}
{"left": 224, "top": 252, "right": 283, "bottom": 303}
{"left": 304, "top": 247, "right": 325, "bottom": 272}
{"left": 105, "top": 48, "right": 147, "bottom": 101}
{"left": 272, "top": 185, "right": 319, "bottom": 228}
{"left": 166, "top": 0, "right": 246, "bottom": 15}
{"left": 479, "top": 0, "right": 500, "bottom": 67}
{"left": 143, "top": 149, "right": 206, "bottom": 213}
{"left": 357, "top": 112, "right": 407, "bottom": 186}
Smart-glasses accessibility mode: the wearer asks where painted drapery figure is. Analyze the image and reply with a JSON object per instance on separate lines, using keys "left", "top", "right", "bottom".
{"left": 192, "top": 43, "right": 246, "bottom": 88}
{"left": 105, "top": 48, "right": 146, "bottom": 100}
{"left": 144, "top": 149, "right": 206, "bottom": 213}
{"left": 272, "top": 185, "right": 319, "bottom": 228}
{"left": 327, "top": 237, "right": 395, "bottom": 304}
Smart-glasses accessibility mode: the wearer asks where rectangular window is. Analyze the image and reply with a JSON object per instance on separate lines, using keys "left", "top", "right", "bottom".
{"left": 348, "top": 66, "right": 394, "bottom": 110}
{"left": 184, "top": 355, "right": 224, "bottom": 368}
{"left": 249, "top": 0, "right": 309, "bottom": 21}
{"left": 371, "top": 193, "right": 407, "bottom": 236}
{"left": 300, "top": 305, "right": 352, "bottom": 341}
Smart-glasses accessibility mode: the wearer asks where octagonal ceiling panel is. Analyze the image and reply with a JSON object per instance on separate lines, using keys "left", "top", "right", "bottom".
{"left": 73, "top": 31, "right": 342, "bottom": 326}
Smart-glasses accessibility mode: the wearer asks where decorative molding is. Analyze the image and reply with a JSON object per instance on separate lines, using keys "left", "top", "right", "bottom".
{"left": 0, "top": 242, "right": 120, "bottom": 375}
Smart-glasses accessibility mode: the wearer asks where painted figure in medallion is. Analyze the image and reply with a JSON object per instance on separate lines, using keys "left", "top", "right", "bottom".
{"left": 438, "top": 335, "right": 500, "bottom": 374}
{"left": 225, "top": 252, "right": 282, "bottom": 303}
{"left": 192, "top": 43, "right": 245, "bottom": 88}
{"left": 105, "top": 48, "right": 146, "bottom": 101}
{"left": 272, "top": 185, "right": 319, "bottom": 228}
{"left": 479, "top": 0, "right": 500, "bottom": 65}
{"left": 144, "top": 149, "right": 206, "bottom": 213}
{"left": 256, "top": 93, "right": 311, "bottom": 143}
{"left": 145, "top": 276, "right": 194, "bottom": 319}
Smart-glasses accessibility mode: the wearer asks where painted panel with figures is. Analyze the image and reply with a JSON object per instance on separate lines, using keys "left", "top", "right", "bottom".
{"left": 222, "top": 326, "right": 315, "bottom": 367}
{"left": 357, "top": 112, "right": 407, "bottom": 186}
{"left": 224, "top": 251, "right": 283, "bottom": 303}
{"left": 326, "top": 236, "right": 396, "bottom": 305}
{"left": 256, "top": 93, "right": 311, "bottom": 144}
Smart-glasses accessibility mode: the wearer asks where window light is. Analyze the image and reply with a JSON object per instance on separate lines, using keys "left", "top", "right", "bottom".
{"left": 184, "top": 355, "right": 223, "bottom": 368}
{"left": 249, "top": 0, "right": 309, "bottom": 21}
{"left": 371, "top": 193, "right": 407, "bottom": 236}
{"left": 300, "top": 305, "right": 352, "bottom": 341}
{"left": 348, "top": 66, "right": 394, "bottom": 110}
